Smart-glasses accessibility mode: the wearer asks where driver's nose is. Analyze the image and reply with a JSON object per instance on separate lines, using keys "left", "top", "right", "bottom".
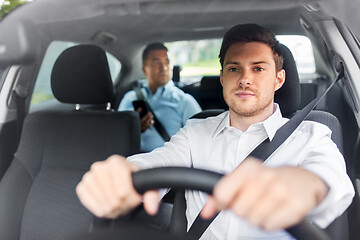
{"left": 238, "top": 71, "right": 252, "bottom": 86}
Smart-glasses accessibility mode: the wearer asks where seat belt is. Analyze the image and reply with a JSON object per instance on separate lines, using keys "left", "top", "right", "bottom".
{"left": 186, "top": 67, "right": 344, "bottom": 240}
{"left": 134, "top": 86, "right": 171, "bottom": 142}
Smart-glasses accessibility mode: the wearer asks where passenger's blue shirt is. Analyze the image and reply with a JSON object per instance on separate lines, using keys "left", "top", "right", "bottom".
{"left": 118, "top": 80, "right": 202, "bottom": 152}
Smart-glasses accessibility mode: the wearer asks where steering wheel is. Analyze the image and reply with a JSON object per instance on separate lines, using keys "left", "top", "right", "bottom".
{"left": 69, "top": 167, "right": 331, "bottom": 240}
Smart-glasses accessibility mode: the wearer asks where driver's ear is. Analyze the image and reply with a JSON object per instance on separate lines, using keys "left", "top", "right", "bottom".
{"left": 275, "top": 69, "right": 285, "bottom": 91}
{"left": 220, "top": 70, "right": 224, "bottom": 86}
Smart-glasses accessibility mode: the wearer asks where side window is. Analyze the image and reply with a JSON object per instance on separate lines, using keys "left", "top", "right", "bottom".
{"left": 30, "top": 41, "right": 121, "bottom": 105}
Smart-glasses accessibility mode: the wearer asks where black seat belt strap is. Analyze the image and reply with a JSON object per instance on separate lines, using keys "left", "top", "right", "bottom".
{"left": 134, "top": 86, "right": 171, "bottom": 142}
{"left": 186, "top": 67, "right": 344, "bottom": 240}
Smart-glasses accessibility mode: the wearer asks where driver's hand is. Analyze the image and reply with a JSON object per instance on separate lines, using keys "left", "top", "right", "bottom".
{"left": 201, "top": 157, "right": 329, "bottom": 231}
{"left": 136, "top": 108, "right": 154, "bottom": 132}
{"left": 76, "top": 155, "right": 160, "bottom": 219}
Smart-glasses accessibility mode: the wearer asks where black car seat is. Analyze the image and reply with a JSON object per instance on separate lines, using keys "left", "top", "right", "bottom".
{"left": 0, "top": 44, "right": 141, "bottom": 240}
{"left": 189, "top": 44, "right": 348, "bottom": 239}
{"left": 182, "top": 76, "right": 228, "bottom": 110}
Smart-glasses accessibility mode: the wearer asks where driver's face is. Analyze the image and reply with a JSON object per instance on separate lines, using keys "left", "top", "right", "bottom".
{"left": 142, "top": 49, "right": 171, "bottom": 92}
{"left": 220, "top": 42, "right": 285, "bottom": 119}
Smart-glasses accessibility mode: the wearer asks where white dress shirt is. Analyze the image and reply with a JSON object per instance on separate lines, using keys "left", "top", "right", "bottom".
{"left": 128, "top": 104, "right": 354, "bottom": 239}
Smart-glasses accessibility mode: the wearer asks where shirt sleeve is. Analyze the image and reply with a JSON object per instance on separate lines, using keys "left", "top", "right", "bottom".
{"left": 180, "top": 94, "right": 202, "bottom": 125}
{"left": 301, "top": 126, "right": 355, "bottom": 228}
{"left": 127, "top": 124, "right": 193, "bottom": 169}
{"left": 118, "top": 90, "right": 137, "bottom": 111}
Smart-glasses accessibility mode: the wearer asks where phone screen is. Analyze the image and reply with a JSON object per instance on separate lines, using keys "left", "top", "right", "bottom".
{"left": 132, "top": 100, "right": 149, "bottom": 118}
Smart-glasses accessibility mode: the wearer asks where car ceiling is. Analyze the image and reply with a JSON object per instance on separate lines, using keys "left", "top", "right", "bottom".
{"left": 1, "top": 0, "right": 359, "bottom": 80}
{"left": 2, "top": 0, "right": 337, "bottom": 49}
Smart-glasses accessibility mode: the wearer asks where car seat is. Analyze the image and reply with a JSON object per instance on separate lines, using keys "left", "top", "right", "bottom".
{"left": 0, "top": 45, "right": 141, "bottom": 240}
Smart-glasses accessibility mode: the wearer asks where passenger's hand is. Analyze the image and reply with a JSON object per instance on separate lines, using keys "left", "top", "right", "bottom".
{"left": 201, "top": 157, "right": 328, "bottom": 231}
{"left": 136, "top": 108, "right": 154, "bottom": 132}
{"left": 76, "top": 155, "right": 160, "bottom": 219}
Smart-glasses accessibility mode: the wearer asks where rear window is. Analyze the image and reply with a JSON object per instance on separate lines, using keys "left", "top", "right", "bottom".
{"left": 166, "top": 35, "right": 315, "bottom": 83}
{"left": 31, "top": 41, "right": 121, "bottom": 105}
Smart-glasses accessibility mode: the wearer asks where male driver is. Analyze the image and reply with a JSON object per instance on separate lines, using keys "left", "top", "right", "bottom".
{"left": 77, "top": 24, "right": 354, "bottom": 239}
{"left": 118, "top": 42, "right": 201, "bottom": 152}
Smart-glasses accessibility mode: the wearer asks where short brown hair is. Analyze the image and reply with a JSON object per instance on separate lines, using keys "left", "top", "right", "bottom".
{"left": 219, "top": 23, "right": 283, "bottom": 71}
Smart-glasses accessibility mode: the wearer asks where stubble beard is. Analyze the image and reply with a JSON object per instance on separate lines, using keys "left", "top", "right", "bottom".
{"left": 224, "top": 88, "right": 274, "bottom": 118}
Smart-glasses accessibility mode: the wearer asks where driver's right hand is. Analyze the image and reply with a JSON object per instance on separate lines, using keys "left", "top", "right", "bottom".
{"left": 76, "top": 155, "right": 160, "bottom": 219}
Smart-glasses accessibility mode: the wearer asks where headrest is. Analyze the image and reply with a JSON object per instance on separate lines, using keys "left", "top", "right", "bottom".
{"left": 200, "top": 76, "right": 222, "bottom": 90}
{"left": 274, "top": 44, "right": 301, "bottom": 116}
{"left": 51, "top": 44, "right": 114, "bottom": 104}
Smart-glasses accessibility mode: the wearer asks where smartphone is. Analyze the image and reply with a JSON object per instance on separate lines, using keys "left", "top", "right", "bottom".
{"left": 132, "top": 100, "right": 149, "bottom": 118}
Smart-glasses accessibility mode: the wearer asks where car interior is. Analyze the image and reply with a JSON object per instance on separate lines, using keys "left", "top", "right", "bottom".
{"left": 0, "top": 0, "right": 359, "bottom": 239}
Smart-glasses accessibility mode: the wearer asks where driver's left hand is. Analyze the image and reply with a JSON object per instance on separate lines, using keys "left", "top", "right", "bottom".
{"left": 200, "top": 157, "right": 329, "bottom": 232}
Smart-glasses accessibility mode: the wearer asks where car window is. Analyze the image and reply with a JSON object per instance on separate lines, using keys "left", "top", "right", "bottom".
{"left": 277, "top": 35, "right": 315, "bottom": 74}
{"left": 0, "top": 0, "right": 28, "bottom": 20}
{"left": 165, "top": 39, "right": 222, "bottom": 84}
{"left": 31, "top": 41, "right": 121, "bottom": 105}
{"left": 166, "top": 35, "right": 315, "bottom": 84}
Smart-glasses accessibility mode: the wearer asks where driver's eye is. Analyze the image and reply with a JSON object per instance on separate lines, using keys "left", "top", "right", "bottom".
{"left": 229, "top": 67, "right": 238, "bottom": 72}
{"left": 254, "top": 67, "right": 264, "bottom": 72}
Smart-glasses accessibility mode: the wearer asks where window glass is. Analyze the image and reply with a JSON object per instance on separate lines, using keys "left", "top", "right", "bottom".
{"left": 276, "top": 35, "right": 315, "bottom": 74}
{"left": 165, "top": 35, "right": 315, "bottom": 83}
{"left": 166, "top": 39, "right": 221, "bottom": 84}
{"left": 31, "top": 41, "right": 121, "bottom": 105}
{"left": 0, "top": 0, "right": 29, "bottom": 20}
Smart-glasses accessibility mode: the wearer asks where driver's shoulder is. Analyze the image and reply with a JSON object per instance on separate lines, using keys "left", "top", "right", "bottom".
{"left": 296, "top": 120, "right": 333, "bottom": 138}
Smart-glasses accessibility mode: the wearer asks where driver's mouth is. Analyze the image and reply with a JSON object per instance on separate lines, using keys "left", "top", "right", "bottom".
{"left": 235, "top": 91, "right": 255, "bottom": 98}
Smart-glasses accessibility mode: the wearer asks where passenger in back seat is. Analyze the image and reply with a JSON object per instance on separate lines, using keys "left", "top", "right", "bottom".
{"left": 77, "top": 24, "right": 354, "bottom": 239}
{"left": 118, "top": 42, "right": 201, "bottom": 152}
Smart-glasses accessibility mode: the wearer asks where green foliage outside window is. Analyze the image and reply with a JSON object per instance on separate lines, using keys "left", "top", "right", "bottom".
{"left": 0, "top": 0, "right": 27, "bottom": 19}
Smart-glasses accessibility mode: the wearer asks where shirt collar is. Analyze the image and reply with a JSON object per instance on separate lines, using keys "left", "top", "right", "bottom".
{"left": 262, "top": 104, "right": 283, "bottom": 141}
{"left": 213, "top": 103, "right": 283, "bottom": 141}
{"left": 213, "top": 112, "right": 230, "bottom": 138}
{"left": 143, "top": 80, "right": 174, "bottom": 96}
